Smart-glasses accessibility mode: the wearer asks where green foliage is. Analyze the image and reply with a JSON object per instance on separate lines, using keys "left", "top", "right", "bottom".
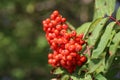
{"left": 93, "top": 0, "right": 115, "bottom": 20}
{"left": 76, "top": 22, "right": 91, "bottom": 36}
{"left": 87, "top": 18, "right": 108, "bottom": 46}
{"left": 53, "top": 0, "right": 120, "bottom": 80}
{"left": 92, "top": 22, "right": 116, "bottom": 58}
{"left": 116, "top": 7, "right": 120, "bottom": 20}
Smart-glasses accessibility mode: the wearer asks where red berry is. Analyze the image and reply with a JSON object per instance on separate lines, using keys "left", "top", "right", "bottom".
{"left": 70, "top": 52, "right": 77, "bottom": 57}
{"left": 60, "top": 29, "right": 66, "bottom": 35}
{"left": 68, "top": 45, "right": 75, "bottom": 51}
{"left": 77, "top": 61, "right": 82, "bottom": 66}
{"left": 48, "top": 59, "right": 52, "bottom": 64}
{"left": 70, "top": 30, "right": 76, "bottom": 37}
{"left": 62, "top": 55, "right": 66, "bottom": 61}
{"left": 67, "top": 55, "right": 72, "bottom": 61}
{"left": 55, "top": 16, "right": 62, "bottom": 23}
{"left": 47, "top": 27, "right": 51, "bottom": 32}
{"left": 69, "top": 39, "right": 75, "bottom": 45}
{"left": 57, "top": 38, "right": 63, "bottom": 44}
{"left": 61, "top": 50, "right": 69, "bottom": 56}
{"left": 52, "top": 59, "right": 57, "bottom": 64}
{"left": 51, "top": 20, "right": 57, "bottom": 26}
{"left": 66, "top": 61, "right": 71, "bottom": 66}
{"left": 53, "top": 10, "right": 59, "bottom": 16}
{"left": 78, "top": 33, "right": 84, "bottom": 39}
{"left": 54, "top": 29, "right": 59, "bottom": 35}
{"left": 43, "top": 23, "right": 48, "bottom": 28}
{"left": 80, "top": 39, "right": 85, "bottom": 45}
{"left": 48, "top": 23, "right": 53, "bottom": 28}
{"left": 46, "top": 18, "right": 51, "bottom": 24}
{"left": 64, "top": 33, "right": 70, "bottom": 39}
{"left": 75, "top": 44, "right": 82, "bottom": 51}
{"left": 62, "top": 24, "right": 68, "bottom": 30}
{"left": 62, "top": 38, "right": 68, "bottom": 44}
{"left": 61, "top": 18, "right": 66, "bottom": 22}
{"left": 60, "top": 60, "right": 66, "bottom": 66}
{"left": 80, "top": 56, "right": 87, "bottom": 63}
{"left": 57, "top": 54, "right": 62, "bottom": 60}
{"left": 65, "top": 43, "right": 70, "bottom": 50}
{"left": 48, "top": 53, "right": 53, "bottom": 59}
{"left": 56, "top": 24, "right": 62, "bottom": 31}
{"left": 50, "top": 14, "right": 56, "bottom": 20}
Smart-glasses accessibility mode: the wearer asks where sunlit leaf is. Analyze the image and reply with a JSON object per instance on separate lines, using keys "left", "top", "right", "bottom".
{"left": 105, "top": 32, "right": 120, "bottom": 73}
{"left": 95, "top": 74, "right": 107, "bottom": 80}
{"left": 116, "top": 7, "right": 120, "bottom": 20}
{"left": 94, "top": 0, "right": 115, "bottom": 20}
{"left": 92, "top": 22, "right": 115, "bottom": 58}
{"left": 84, "top": 74, "right": 92, "bottom": 80}
{"left": 76, "top": 22, "right": 91, "bottom": 37}
{"left": 88, "top": 58, "right": 104, "bottom": 73}
{"left": 61, "top": 75, "right": 69, "bottom": 80}
{"left": 53, "top": 67, "right": 64, "bottom": 74}
{"left": 87, "top": 18, "right": 102, "bottom": 35}
{"left": 87, "top": 18, "right": 108, "bottom": 46}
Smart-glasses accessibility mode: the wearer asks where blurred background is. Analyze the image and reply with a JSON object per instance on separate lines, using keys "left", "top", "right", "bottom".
{"left": 1, "top": 0, "right": 119, "bottom": 80}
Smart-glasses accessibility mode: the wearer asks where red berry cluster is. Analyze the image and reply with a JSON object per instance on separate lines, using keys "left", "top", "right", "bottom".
{"left": 42, "top": 10, "right": 87, "bottom": 73}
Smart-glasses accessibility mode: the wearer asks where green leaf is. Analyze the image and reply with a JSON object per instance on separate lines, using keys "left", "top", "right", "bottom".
{"left": 105, "top": 32, "right": 120, "bottom": 73}
{"left": 71, "top": 76, "right": 79, "bottom": 80}
{"left": 76, "top": 22, "right": 91, "bottom": 37}
{"left": 95, "top": 53, "right": 106, "bottom": 74}
{"left": 53, "top": 67, "right": 64, "bottom": 74}
{"left": 87, "top": 18, "right": 108, "bottom": 46}
{"left": 112, "top": 32, "right": 120, "bottom": 43}
{"left": 93, "top": 0, "right": 115, "bottom": 20}
{"left": 95, "top": 74, "right": 107, "bottom": 80}
{"left": 107, "top": 30, "right": 116, "bottom": 47}
{"left": 84, "top": 74, "right": 92, "bottom": 80}
{"left": 116, "top": 7, "right": 120, "bottom": 20}
{"left": 92, "top": 22, "right": 116, "bottom": 58}
{"left": 87, "top": 18, "right": 102, "bottom": 35}
{"left": 61, "top": 75, "right": 69, "bottom": 80}
{"left": 88, "top": 57, "right": 104, "bottom": 73}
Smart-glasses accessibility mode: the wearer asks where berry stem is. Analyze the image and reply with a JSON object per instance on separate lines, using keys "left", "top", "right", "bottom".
{"left": 66, "top": 22, "right": 75, "bottom": 31}
{"left": 109, "top": 16, "right": 120, "bottom": 26}
{"left": 83, "top": 45, "right": 94, "bottom": 56}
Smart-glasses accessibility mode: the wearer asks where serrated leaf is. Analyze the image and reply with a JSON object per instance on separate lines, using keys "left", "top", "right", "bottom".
{"left": 92, "top": 22, "right": 116, "bottom": 58}
{"left": 105, "top": 32, "right": 120, "bottom": 73}
{"left": 116, "top": 7, "right": 120, "bottom": 20}
{"left": 88, "top": 57, "right": 104, "bottom": 73}
{"left": 112, "top": 32, "right": 120, "bottom": 43}
{"left": 107, "top": 30, "right": 116, "bottom": 47}
{"left": 87, "top": 18, "right": 108, "bottom": 46}
{"left": 76, "top": 22, "right": 91, "bottom": 37}
{"left": 93, "top": 0, "right": 115, "bottom": 20}
{"left": 95, "top": 53, "right": 106, "bottom": 74}
{"left": 114, "top": 24, "right": 120, "bottom": 31}
{"left": 87, "top": 18, "right": 102, "bottom": 34}
{"left": 84, "top": 18, "right": 102, "bottom": 39}
{"left": 95, "top": 74, "right": 107, "bottom": 80}
{"left": 53, "top": 67, "right": 64, "bottom": 74}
